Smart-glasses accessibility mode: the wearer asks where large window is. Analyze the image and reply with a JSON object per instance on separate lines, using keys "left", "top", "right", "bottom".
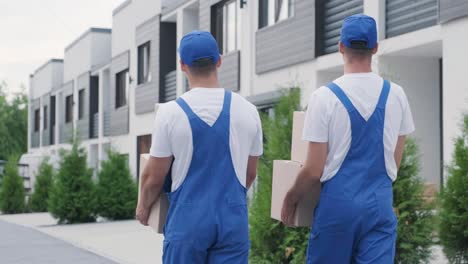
{"left": 212, "top": 0, "right": 240, "bottom": 54}
{"left": 116, "top": 69, "right": 128, "bottom": 108}
{"left": 43, "top": 106, "right": 48, "bottom": 129}
{"left": 259, "top": 0, "right": 294, "bottom": 29}
{"left": 34, "top": 109, "right": 40, "bottom": 132}
{"left": 137, "top": 42, "right": 151, "bottom": 84}
{"left": 65, "top": 95, "right": 73, "bottom": 123}
{"left": 78, "top": 89, "right": 85, "bottom": 119}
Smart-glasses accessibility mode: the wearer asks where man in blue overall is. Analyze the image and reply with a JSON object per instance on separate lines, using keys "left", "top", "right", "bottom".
{"left": 282, "top": 14, "right": 415, "bottom": 263}
{"left": 136, "top": 31, "right": 263, "bottom": 263}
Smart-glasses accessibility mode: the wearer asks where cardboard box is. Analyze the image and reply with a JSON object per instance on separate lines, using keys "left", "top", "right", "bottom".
{"left": 271, "top": 160, "right": 320, "bottom": 227}
{"left": 138, "top": 154, "right": 169, "bottom": 234}
{"left": 291, "top": 111, "right": 308, "bottom": 163}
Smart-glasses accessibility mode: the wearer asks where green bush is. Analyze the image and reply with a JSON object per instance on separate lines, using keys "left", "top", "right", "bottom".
{"left": 249, "top": 89, "right": 308, "bottom": 263}
{"left": 393, "top": 138, "right": 435, "bottom": 263}
{"left": 0, "top": 155, "right": 26, "bottom": 214}
{"left": 439, "top": 115, "right": 468, "bottom": 263}
{"left": 29, "top": 158, "right": 54, "bottom": 212}
{"left": 48, "top": 141, "right": 96, "bottom": 224}
{"left": 96, "top": 149, "right": 137, "bottom": 220}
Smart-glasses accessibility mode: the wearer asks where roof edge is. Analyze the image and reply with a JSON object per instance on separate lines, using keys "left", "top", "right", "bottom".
{"left": 65, "top": 27, "right": 112, "bottom": 52}
{"left": 33, "top": 58, "right": 64, "bottom": 75}
{"left": 113, "top": 0, "right": 132, "bottom": 16}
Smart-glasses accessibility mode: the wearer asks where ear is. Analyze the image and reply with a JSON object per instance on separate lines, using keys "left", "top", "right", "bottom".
{"left": 372, "top": 43, "right": 379, "bottom": 55}
{"left": 216, "top": 55, "right": 222, "bottom": 68}
{"left": 338, "top": 41, "right": 345, "bottom": 55}
{"left": 180, "top": 59, "right": 188, "bottom": 72}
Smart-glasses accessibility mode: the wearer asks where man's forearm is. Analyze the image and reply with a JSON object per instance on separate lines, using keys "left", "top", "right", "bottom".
{"left": 140, "top": 175, "right": 164, "bottom": 210}
{"left": 246, "top": 173, "right": 256, "bottom": 190}
{"left": 287, "top": 166, "right": 321, "bottom": 204}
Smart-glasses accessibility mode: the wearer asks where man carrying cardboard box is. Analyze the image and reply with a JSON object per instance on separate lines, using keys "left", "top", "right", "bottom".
{"left": 136, "top": 31, "right": 263, "bottom": 264}
{"left": 281, "top": 14, "right": 415, "bottom": 263}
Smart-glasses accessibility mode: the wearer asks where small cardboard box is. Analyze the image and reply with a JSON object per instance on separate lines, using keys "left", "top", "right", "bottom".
{"left": 138, "top": 154, "right": 169, "bottom": 234}
{"left": 291, "top": 111, "right": 308, "bottom": 163}
{"left": 271, "top": 160, "right": 320, "bottom": 227}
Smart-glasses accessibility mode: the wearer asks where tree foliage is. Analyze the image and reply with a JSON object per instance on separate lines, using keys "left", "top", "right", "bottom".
{"left": 29, "top": 158, "right": 55, "bottom": 212}
{"left": 0, "top": 81, "right": 28, "bottom": 160}
{"left": 393, "top": 138, "right": 435, "bottom": 263}
{"left": 439, "top": 115, "right": 468, "bottom": 263}
{"left": 48, "top": 141, "right": 96, "bottom": 224}
{"left": 0, "top": 155, "right": 26, "bottom": 214}
{"left": 96, "top": 149, "right": 137, "bottom": 220}
{"left": 249, "top": 89, "right": 308, "bottom": 263}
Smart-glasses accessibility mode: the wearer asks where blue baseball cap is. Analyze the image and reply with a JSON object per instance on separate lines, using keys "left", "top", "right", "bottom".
{"left": 178, "top": 31, "right": 220, "bottom": 66}
{"left": 341, "top": 14, "right": 377, "bottom": 49}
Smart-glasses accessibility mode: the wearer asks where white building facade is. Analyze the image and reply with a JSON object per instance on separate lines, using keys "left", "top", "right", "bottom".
{"left": 25, "top": 0, "right": 468, "bottom": 189}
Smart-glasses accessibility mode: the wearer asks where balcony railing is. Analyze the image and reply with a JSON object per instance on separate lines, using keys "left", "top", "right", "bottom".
{"left": 316, "top": 0, "right": 364, "bottom": 55}
{"left": 386, "top": 0, "right": 439, "bottom": 38}
{"left": 91, "top": 113, "right": 99, "bottom": 139}
{"left": 162, "top": 70, "right": 177, "bottom": 102}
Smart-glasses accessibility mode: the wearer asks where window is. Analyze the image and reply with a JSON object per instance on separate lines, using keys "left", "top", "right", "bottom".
{"left": 78, "top": 89, "right": 85, "bottom": 119}
{"left": 43, "top": 106, "right": 48, "bottom": 129}
{"left": 34, "top": 109, "right": 40, "bottom": 132}
{"left": 212, "top": 0, "right": 240, "bottom": 54}
{"left": 116, "top": 69, "right": 128, "bottom": 108}
{"left": 259, "top": 0, "right": 294, "bottom": 29}
{"left": 138, "top": 42, "right": 151, "bottom": 84}
{"left": 65, "top": 95, "right": 73, "bottom": 123}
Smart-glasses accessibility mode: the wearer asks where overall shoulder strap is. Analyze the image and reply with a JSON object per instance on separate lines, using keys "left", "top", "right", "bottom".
{"left": 376, "top": 80, "right": 391, "bottom": 109}
{"left": 220, "top": 90, "right": 232, "bottom": 116}
{"left": 326, "top": 82, "right": 358, "bottom": 113}
{"left": 175, "top": 97, "right": 196, "bottom": 119}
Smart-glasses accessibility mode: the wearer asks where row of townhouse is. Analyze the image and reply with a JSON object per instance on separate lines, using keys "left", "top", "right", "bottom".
{"left": 23, "top": 0, "right": 468, "bottom": 191}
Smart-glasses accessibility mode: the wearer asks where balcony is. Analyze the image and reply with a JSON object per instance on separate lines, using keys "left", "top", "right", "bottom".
{"left": 316, "top": 0, "right": 364, "bottom": 56}
{"left": 162, "top": 70, "right": 177, "bottom": 102}
{"left": 386, "top": 0, "right": 439, "bottom": 38}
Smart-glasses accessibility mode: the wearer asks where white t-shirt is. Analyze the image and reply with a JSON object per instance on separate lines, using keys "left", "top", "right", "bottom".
{"left": 303, "top": 72, "right": 415, "bottom": 182}
{"left": 150, "top": 88, "right": 263, "bottom": 191}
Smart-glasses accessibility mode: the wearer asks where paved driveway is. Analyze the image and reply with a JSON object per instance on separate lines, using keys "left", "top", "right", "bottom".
{"left": 0, "top": 219, "right": 116, "bottom": 264}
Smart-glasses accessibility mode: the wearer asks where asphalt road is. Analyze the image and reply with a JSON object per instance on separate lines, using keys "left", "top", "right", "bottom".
{"left": 0, "top": 219, "right": 117, "bottom": 264}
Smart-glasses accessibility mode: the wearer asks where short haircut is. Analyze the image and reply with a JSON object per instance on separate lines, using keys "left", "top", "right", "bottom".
{"left": 343, "top": 40, "right": 374, "bottom": 60}
{"left": 187, "top": 58, "right": 217, "bottom": 77}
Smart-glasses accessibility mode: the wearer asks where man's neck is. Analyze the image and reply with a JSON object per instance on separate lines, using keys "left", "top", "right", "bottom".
{"left": 189, "top": 76, "right": 220, "bottom": 89}
{"left": 343, "top": 62, "right": 373, "bottom": 74}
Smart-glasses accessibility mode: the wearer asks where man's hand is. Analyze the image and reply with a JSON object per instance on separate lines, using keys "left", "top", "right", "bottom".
{"left": 135, "top": 204, "right": 150, "bottom": 226}
{"left": 281, "top": 191, "right": 298, "bottom": 227}
{"left": 281, "top": 142, "right": 327, "bottom": 227}
{"left": 137, "top": 156, "right": 173, "bottom": 227}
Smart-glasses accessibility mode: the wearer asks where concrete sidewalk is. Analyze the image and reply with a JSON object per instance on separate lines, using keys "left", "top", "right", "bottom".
{"left": 0, "top": 213, "right": 448, "bottom": 264}
{"left": 0, "top": 219, "right": 116, "bottom": 264}
{"left": 0, "top": 213, "right": 164, "bottom": 264}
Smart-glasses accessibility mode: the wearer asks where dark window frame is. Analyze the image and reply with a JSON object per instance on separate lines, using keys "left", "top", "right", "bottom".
{"left": 115, "top": 69, "right": 128, "bottom": 109}
{"left": 258, "top": 0, "right": 295, "bottom": 29}
{"left": 78, "top": 89, "right": 85, "bottom": 120}
{"left": 65, "top": 95, "right": 73, "bottom": 123}
{"left": 43, "top": 106, "right": 48, "bottom": 130}
{"left": 211, "top": 0, "right": 239, "bottom": 54}
{"left": 34, "top": 109, "right": 40, "bottom": 132}
{"left": 137, "top": 41, "right": 151, "bottom": 85}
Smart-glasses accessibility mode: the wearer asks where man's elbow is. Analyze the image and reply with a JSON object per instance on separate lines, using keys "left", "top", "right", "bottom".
{"left": 142, "top": 173, "right": 164, "bottom": 191}
{"left": 302, "top": 165, "right": 322, "bottom": 182}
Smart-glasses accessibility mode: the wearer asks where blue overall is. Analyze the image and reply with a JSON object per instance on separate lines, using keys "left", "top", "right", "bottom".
{"left": 306, "top": 80, "right": 397, "bottom": 264}
{"left": 163, "top": 90, "right": 249, "bottom": 264}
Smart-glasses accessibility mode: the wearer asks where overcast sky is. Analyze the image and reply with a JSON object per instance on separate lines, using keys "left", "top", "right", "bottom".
{"left": 0, "top": 0, "right": 125, "bottom": 96}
